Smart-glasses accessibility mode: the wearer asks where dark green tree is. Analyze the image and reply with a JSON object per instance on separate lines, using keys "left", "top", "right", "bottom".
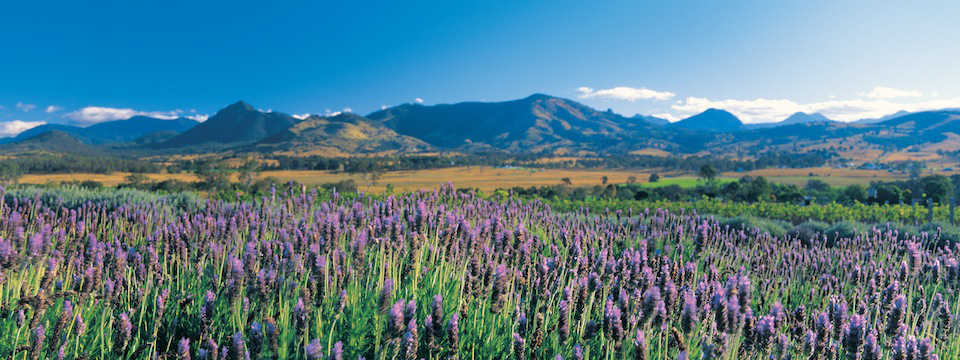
{"left": 921, "top": 175, "right": 952, "bottom": 204}
{"left": 698, "top": 164, "right": 717, "bottom": 181}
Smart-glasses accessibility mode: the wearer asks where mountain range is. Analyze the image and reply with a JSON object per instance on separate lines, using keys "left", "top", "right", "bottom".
{"left": 5, "top": 94, "right": 960, "bottom": 158}
{"left": 10, "top": 116, "right": 199, "bottom": 145}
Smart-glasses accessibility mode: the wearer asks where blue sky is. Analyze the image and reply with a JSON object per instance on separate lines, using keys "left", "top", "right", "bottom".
{"left": 1, "top": 0, "right": 959, "bottom": 135}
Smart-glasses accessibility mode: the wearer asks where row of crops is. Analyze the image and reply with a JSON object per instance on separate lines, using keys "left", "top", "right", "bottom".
{"left": 546, "top": 197, "right": 960, "bottom": 225}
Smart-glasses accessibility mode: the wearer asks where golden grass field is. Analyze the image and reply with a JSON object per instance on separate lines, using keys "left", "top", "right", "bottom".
{"left": 721, "top": 166, "right": 910, "bottom": 187}
{"left": 17, "top": 165, "right": 958, "bottom": 192}
{"left": 18, "top": 167, "right": 658, "bottom": 192}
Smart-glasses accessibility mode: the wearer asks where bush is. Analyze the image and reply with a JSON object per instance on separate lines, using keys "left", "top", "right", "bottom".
{"left": 789, "top": 221, "right": 829, "bottom": 245}
{"left": 321, "top": 179, "right": 358, "bottom": 193}
{"left": 721, "top": 216, "right": 789, "bottom": 238}
{"left": 825, "top": 221, "right": 870, "bottom": 245}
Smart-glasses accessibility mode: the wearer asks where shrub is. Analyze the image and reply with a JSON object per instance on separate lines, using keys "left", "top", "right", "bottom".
{"left": 789, "top": 221, "right": 829, "bottom": 246}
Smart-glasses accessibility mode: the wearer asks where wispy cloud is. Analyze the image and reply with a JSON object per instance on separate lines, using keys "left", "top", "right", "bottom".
{"left": 0, "top": 120, "right": 46, "bottom": 137}
{"left": 414, "top": 98, "right": 424, "bottom": 104}
{"left": 651, "top": 113, "right": 680, "bottom": 122}
{"left": 861, "top": 86, "right": 923, "bottom": 99}
{"left": 16, "top": 102, "right": 36, "bottom": 112}
{"left": 292, "top": 113, "right": 310, "bottom": 120}
{"left": 64, "top": 106, "right": 206, "bottom": 124}
{"left": 186, "top": 114, "right": 209, "bottom": 122}
{"left": 322, "top": 107, "right": 354, "bottom": 117}
{"left": 45, "top": 105, "right": 62, "bottom": 113}
{"left": 578, "top": 86, "right": 675, "bottom": 101}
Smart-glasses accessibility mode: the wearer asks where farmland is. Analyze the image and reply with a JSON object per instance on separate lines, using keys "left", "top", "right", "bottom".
{"left": 18, "top": 167, "right": 661, "bottom": 192}
{"left": 17, "top": 166, "right": 928, "bottom": 193}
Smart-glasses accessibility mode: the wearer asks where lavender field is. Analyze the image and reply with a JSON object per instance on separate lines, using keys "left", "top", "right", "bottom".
{"left": 0, "top": 183, "right": 957, "bottom": 359}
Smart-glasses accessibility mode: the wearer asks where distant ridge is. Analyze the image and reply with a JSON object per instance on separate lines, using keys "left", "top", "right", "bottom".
{"left": 12, "top": 116, "right": 198, "bottom": 144}
{"left": 632, "top": 114, "right": 670, "bottom": 126}
{"left": 745, "top": 112, "right": 833, "bottom": 129}
{"left": 669, "top": 108, "right": 743, "bottom": 132}
{"left": 366, "top": 93, "right": 651, "bottom": 153}
{"left": 6, "top": 94, "right": 960, "bottom": 157}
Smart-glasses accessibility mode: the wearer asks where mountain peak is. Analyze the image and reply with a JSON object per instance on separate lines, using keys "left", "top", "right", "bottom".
{"left": 670, "top": 108, "right": 742, "bottom": 132}
{"left": 781, "top": 112, "right": 831, "bottom": 125}
{"left": 158, "top": 101, "right": 296, "bottom": 147}
{"left": 524, "top": 93, "right": 555, "bottom": 101}
{"left": 224, "top": 101, "right": 256, "bottom": 112}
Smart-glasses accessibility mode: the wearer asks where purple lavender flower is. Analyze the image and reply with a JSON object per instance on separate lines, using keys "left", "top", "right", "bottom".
{"left": 305, "top": 338, "right": 323, "bottom": 360}
{"left": 680, "top": 292, "right": 698, "bottom": 333}
{"left": 633, "top": 330, "right": 647, "bottom": 360}
{"left": 390, "top": 300, "right": 406, "bottom": 336}
{"left": 31, "top": 326, "right": 45, "bottom": 359}
{"left": 179, "top": 338, "right": 192, "bottom": 360}
{"left": 380, "top": 278, "right": 394, "bottom": 313}
{"left": 405, "top": 318, "right": 419, "bottom": 359}
{"left": 558, "top": 300, "right": 570, "bottom": 341}
{"left": 492, "top": 264, "right": 510, "bottom": 314}
{"left": 331, "top": 341, "right": 343, "bottom": 360}
{"left": 842, "top": 314, "right": 865, "bottom": 359}
{"left": 230, "top": 332, "right": 248, "bottom": 360}
{"left": 157, "top": 288, "right": 170, "bottom": 314}
{"left": 117, "top": 312, "right": 133, "bottom": 351}
{"left": 249, "top": 322, "right": 263, "bottom": 356}
{"left": 431, "top": 294, "right": 443, "bottom": 336}
{"left": 512, "top": 333, "right": 525, "bottom": 360}
{"left": 447, "top": 313, "right": 459, "bottom": 349}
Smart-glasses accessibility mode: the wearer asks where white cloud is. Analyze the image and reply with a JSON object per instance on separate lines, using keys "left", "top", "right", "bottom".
{"left": 342, "top": 107, "right": 352, "bottom": 113}
{"left": 64, "top": 106, "right": 204, "bottom": 124}
{"left": 0, "top": 120, "right": 46, "bottom": 137}
{"left": 651, "top": 113, "right": 680, "bottom": 122}
{"left": 45, "top": 105, "right": 62, "bottom": 113}
{"left": 577, "top": 86, "right": 675, "bottom": 101}
{"left": 381, "top": 105, "right": 388, "bottom": 110}
{"left": 414, "top": 98, "right": 424, "bottom": 104}
{"left": 861, "top": 86, "right": 923, "bottom": 99}
{"left": 292, "top": 113, "right": 310, "bottom": 120}
{"left": 668, "top": 96, "right": 960, "bottom": 123}
{"left": 16, "top": 102, "right": 36, "bottom": 112}
{"left": 186, "top": 114, "right": 209, "bottom": 122}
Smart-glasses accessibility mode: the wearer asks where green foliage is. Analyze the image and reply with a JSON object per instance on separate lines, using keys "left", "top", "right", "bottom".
{"left": 698, "top": 164, "right": 716, "bottom": 180}
{"left": 922, "top": 174, "right": 953, "bottom": 203}
{"left": 321, "top": 179, "right": 358, "bottom": 193}
{"left": 719, "top": 216, "right": 790, "bottom": 238}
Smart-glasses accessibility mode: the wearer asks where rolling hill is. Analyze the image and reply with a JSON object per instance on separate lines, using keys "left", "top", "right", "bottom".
{"left": 250, "top": 113, "right": 432, "bottom": 155}
{"left": 0, "top": 130, "right": 106, "bottom": 156}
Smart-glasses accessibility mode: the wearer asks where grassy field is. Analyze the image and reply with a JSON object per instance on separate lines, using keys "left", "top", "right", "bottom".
{"left": 721, "top": 166, "right": 909, "bottom": 187}
{"left": 18, "top": 167, "right": 661, "bottom": 192}
{"left": 17, "top": 165, "right": 940, "bottom": 192}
